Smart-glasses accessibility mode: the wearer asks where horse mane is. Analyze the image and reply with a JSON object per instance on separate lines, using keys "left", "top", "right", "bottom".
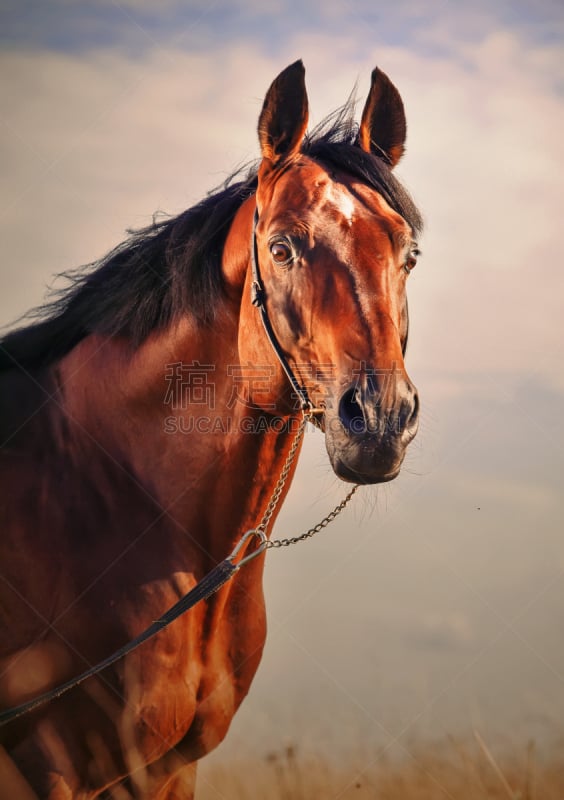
{"left": 0, "top": 97, "right": 422, "bottom": 372}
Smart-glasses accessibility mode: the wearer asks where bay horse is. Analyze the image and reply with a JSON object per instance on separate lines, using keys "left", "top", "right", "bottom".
{"left": 0, "top": 61, "right": 422, "bottom": 798}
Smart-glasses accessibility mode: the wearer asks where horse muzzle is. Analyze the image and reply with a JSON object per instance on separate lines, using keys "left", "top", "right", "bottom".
{"left": 324, "top": 376, "right": 419, "bottom": 484}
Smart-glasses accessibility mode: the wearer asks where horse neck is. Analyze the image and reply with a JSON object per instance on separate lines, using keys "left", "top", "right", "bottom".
{"left": 53, "top": 205, "right": 301, "bottom": 561}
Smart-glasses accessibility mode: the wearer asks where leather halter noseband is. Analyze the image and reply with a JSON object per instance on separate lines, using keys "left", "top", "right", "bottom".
{"left": 250, "top": 208, "right": 321, "bottom": 415}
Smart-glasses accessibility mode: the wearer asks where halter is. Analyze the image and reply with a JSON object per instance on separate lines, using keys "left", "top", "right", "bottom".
{"left": 250, "top": 208, "right": 324, "bottom": 416}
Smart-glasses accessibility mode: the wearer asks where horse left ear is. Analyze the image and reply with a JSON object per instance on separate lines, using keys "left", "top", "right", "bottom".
{"left": 358, "top": 67, "right": 406, "bottom": 168}
{"left": 258, "top": 60, "right": 308, "bottom": 167}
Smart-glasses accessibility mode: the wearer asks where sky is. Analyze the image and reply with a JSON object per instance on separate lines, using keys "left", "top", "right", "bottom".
{"left": 1, "top": 0, "right": 564, "bottom": 784}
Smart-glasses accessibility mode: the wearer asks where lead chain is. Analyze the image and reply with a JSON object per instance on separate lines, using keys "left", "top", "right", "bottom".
{"left": 266, "top": 482, "right": 359, "bottom": 549}
{"left": 256, "top": 413, "right": 308, "bottom": 534}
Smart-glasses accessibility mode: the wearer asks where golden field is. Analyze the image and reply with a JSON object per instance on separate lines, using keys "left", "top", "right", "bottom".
{"left": 198, "top": 735, "right": 564, "bottom": 799}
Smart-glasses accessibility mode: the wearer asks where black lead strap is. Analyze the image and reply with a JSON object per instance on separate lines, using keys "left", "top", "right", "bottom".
{"left": 0, "top": 559, "right": 238, "bottom": 727}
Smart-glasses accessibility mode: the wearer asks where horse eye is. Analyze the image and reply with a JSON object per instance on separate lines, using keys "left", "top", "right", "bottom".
{"left": 269, "top": 240, "right": 293, "bottom": 266}
{"left": 404, "top": 245, "right": 420, "bottom": 275}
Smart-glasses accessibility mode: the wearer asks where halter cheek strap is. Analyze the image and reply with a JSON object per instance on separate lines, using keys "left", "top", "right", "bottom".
{"left": 250, "top": 207, "right": 322, "bottom": 415}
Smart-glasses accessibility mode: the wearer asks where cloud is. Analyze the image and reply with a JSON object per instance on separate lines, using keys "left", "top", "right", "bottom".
{"left": 0, "top": 44, "right": 277, "bottom": 322}
{"left": 379, "top": 32, "right": 564, "bottom": 383}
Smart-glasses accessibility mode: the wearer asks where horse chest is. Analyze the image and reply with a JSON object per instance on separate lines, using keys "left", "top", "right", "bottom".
{"left": 118, "top": 581, "right": 266, "bottom": 764}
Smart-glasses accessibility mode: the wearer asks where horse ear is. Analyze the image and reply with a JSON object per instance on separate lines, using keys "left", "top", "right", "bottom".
{"left": 258, "top": 60, "right": 308, "bottom": 166}
{"left": 358, "top": 67, "right": 406, "bottom": 168}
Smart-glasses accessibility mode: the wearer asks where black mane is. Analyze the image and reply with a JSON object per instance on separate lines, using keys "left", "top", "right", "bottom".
{"left": 0, "top": 98, "right": 422, "bottom": 372}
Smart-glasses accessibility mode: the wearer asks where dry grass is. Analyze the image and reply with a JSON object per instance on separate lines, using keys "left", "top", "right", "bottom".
{"left": 197, "top": 734, "right": 564, "bottom": 799}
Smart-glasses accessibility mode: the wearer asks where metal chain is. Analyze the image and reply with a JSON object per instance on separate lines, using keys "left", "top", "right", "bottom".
{"left": 266, "top": 482, "right": 359, "bottom": 549}
{"left": 254, "top": 411, "right": 360, "bottom": 550}
{"left": 256, "top": 413, "right": 309, "bottom": 533}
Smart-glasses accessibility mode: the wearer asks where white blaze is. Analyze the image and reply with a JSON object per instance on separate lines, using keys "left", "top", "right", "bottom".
{"left": 325, "top": 183, "right": 355, "bottom": 227}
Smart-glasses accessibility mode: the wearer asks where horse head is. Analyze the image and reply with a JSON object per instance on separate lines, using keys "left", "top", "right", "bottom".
{"left": 239, "top": 60, "right": 421, "bottom": 484}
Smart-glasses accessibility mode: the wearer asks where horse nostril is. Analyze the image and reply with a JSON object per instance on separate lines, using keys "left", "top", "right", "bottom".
{"left": 338, "top": 387, "right": 367, "bottom": 434}
{"left": 404, "top": 391, "right": 419, "bottom": 432}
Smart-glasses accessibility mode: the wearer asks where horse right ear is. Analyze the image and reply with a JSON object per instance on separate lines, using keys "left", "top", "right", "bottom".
{"left": 258, "top": 60, "right": 308, "bottom": 168}
{"left": 358, "top": 67, "right": 407, "bottom": 168}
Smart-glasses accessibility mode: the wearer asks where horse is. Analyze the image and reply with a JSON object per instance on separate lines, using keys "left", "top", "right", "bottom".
{"left": 0, "top": 60, "right": 422, "bottom": 798}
